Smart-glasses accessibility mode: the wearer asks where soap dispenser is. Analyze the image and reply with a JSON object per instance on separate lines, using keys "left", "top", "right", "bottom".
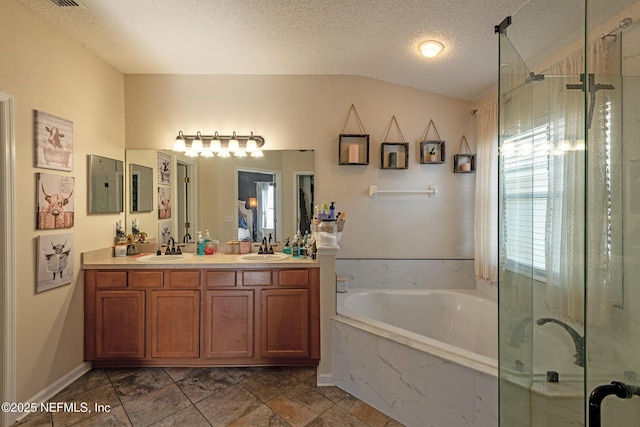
{"left": 196, "top": 231, "right": 204, "bottom": 256}
{"left": 329, "top": 202, "right": 336, "bottom": 220}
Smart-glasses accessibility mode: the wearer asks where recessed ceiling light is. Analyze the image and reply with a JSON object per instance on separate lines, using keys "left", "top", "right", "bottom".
{"left": 418, "top": 40, "right": 444, "bottom": 58}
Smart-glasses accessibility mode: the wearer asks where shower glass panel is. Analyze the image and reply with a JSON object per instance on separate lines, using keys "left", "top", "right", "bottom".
{"left": 498, "top": 0, "right": 640, "bottom": 425}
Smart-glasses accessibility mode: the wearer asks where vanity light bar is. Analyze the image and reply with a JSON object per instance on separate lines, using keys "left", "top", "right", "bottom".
{"left": 173, "top": 131, "right": 265, "bottom": 157}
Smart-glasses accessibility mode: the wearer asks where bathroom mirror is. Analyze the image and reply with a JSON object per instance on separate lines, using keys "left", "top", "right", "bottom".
{"left": 88, "top": 154, "right": 124, "bottom": 214}
{"left": 129, "top": 163, "right": 153, "bottom": 212}
{"left": 124, "top": 149, "right": 314, "bottom": 244}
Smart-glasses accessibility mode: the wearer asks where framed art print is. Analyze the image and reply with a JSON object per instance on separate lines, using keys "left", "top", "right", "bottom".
{"left": 158, "top": 151, "right": 171, "bottom": 185}
{"left": 36, "top": 173, "right": 75, "bottom": 229}
{"left": 36, "top": 233, "right": 74, "bottom": 293}
{"left": 34, "top": 110, "right": 74, "bottom": 171}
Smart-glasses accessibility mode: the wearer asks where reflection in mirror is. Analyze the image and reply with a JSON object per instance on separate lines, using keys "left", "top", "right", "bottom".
{"left": 130, "top": 163, "right": 153, "bottom": 212}
{"left": 88, "top": 154, "right": 124, "bottom": 213}
{"left": 296, "top": 173, "right": 314, "bottom": 236}
{"left": 237, "top": 170, "right": 279, "bottom": 242}
{"left": 124, "top": 149, "right": 314, "bottom": 245}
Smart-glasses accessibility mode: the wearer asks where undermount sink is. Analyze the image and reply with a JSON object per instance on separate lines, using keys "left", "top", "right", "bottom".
{"left": 135, "top": 253, "right": 193, "bottom": 263}
{"left": 236, "top": 253, "right": 289, "bottom": 262}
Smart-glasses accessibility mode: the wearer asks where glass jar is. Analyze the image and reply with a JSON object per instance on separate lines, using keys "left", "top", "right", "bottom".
{"left": 204, "top": 239, "right": 217, "bottom": 255}
{"left": 317, "top": 219, "right": 338, "bottom": 246}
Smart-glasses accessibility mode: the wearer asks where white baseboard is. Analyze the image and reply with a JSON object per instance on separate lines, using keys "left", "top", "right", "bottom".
{"left": 316, "top": 373, "right": 334, "bottom": 386}
{"left": 12, "top": 362, "right": 92, "bottom": 424}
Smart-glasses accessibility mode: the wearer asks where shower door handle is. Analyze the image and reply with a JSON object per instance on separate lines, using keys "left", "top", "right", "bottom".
{"left": 589, "top": 381, "right": 640, "bottom": 427}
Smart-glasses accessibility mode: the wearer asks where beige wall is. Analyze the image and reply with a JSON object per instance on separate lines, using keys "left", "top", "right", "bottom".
{"left": 125, "top": 74, "right": 477, "bottom": 259}
{"left": 0, "top": 1, "right": 125, "bottom": 401}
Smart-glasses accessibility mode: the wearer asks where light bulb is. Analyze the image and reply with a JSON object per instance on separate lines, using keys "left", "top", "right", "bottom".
{"left": 173, "top": 132, "right": 186, "bottom": 152}
{"left": 251, "top": 149, "right": 264, "bottom": 158}
{"left": 419, "top": 40, "right": 444, "bottom": 58}
{"left": 234, "top": 149, "right": 247, "bottom": 157}
{"left": 246, "top": 133, "right": 258, "bottom": 152}
{"left": 191, "top": 131, "right": 203, "bottom": 153}
{"left": 218, "top": 149, "right": 231, "bottom": 158}
{"left": 210, "top": 133, "right": 221, "bottom": 153}
{"left": 228, "top": 132, "right": 240, "bottom": 153}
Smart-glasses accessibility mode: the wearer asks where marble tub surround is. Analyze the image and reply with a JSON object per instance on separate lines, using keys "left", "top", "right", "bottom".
{"left": 336, "top": 259, "right": 475, "bottom": 290}
{"left": 332, "top": 320, "right": 498, "bottom": 427}
{"left": 13, "top": 367, "right": 405, "bottom": 427}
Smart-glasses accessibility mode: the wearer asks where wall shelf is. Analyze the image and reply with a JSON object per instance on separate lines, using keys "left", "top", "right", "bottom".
{"left": 380, "top": 142, "right": 409, "bottom": 169}
{"left": 339, "top": 134, "right": 369, "bottom": 165}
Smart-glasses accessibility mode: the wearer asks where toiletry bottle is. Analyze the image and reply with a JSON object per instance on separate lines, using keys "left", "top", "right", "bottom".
{"left": 329, "top": 202, "right": 336, "bottom": 220}
{"left": 197, "top": 231, "right": 204, "bottom": 256}
{"left": 292, "top": 240, "right": 299, "bottom": 258}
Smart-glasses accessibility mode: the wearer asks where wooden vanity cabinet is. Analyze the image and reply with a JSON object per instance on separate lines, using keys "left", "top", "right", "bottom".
{"left": 84, "top": 267, "right": 319, "bottom": 367}
{"left": 95, "top": 290, "right": 145, "bottom": 359}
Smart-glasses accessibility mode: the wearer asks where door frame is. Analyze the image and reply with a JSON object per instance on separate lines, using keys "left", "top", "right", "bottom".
{"left": 1, "top": 91, "right": 17, "bottom": 426}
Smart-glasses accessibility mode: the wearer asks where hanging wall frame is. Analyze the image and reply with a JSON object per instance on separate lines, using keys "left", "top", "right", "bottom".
{"left": 338, "top": 104, "right": 369, "bottom": 165}
{"left": 453, "top": 135, "right": 476, "bottom": 173}
{"left": 380, "top": 115, "right": 409, "bottom": 170}
{"left": 419, "top": 119, "right": 446, "bottom": 164}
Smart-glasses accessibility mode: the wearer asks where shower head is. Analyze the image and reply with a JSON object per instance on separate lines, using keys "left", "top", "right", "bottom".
{"left": 620, "top": 17, "right": 633, "bottom": 28}
{"left": 601, "top": 17, "right": 634, "bottom": 38}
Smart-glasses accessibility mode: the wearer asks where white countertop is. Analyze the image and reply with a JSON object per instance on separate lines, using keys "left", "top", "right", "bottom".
{"left": 82, "top": 248, "right": 318, "bottom": 270}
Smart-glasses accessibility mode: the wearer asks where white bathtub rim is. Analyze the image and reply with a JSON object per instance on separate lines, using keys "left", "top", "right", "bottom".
{"left": 332, "top": 314, "right": 498, "bottom": 378}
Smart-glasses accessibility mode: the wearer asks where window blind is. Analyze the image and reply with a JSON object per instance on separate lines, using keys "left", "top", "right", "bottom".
{"left": 502, "top": 124, "right": 549, "bottom": 279}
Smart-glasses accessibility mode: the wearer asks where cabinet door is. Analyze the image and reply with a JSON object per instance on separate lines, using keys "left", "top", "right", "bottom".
{"left": 261, "top": 289, "right": 309, "bottom": 358}
{"left": 204, "top": 290, "right": 254, "bottom": 358}
{"left": 96, "top": 290, "right": 145, "bottom": 359}
{"left": 150, "top": 290, "right": 200, "bottom": 358}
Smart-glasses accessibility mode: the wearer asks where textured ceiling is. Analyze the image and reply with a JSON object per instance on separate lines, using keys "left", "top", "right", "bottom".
{"left": 13, "top": 0, "right": 638, "bottom": 101}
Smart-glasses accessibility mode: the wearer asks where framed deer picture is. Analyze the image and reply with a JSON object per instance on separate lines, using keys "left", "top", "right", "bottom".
{"left": 36, "top": 233, "right": 74, "bottom": 293}
{"left": 36, "top": 173, "right": 75, "bottom": 229}
{"left": 34, "top": 110, "right": 74, "bottom": 171}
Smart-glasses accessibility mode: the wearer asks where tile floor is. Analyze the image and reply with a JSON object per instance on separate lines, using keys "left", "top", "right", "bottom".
{"left": 14, "top": 366, "right": 405, "bottom": 427}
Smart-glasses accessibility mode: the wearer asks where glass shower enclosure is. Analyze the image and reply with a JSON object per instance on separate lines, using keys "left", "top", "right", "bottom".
{"left": 498, "top": 0, "right": 640, "bottom": 425}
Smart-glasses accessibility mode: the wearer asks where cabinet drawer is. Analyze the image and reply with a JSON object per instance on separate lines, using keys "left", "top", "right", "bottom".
{"left": 129, "top": 271, "right": 163, "bottom": 288}
{"left": 277, "top": 269, "right": 309, "bottom": 288}
{"left": 96, "top": 271, "right": 127, "bottom": 289}
{"left": 242, "top": 270, "right": 272, "bottom": 286}
{"left": 206, "top": 270, "right": 237, "bottom": 288}
{"left": 166, "top": 270, "right": 200, "bottom": 288}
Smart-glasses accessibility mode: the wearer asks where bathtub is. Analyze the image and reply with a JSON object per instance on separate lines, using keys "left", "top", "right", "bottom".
{"left": 332, "top": 289, "right": 499, "bottom": 427}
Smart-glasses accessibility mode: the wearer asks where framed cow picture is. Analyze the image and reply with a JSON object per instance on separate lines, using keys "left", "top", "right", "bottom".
{"left": 36, "top": 173, "right": 75, "bottom": 229}
{"left": 157, "top": 151, "right": 171, "bottom": 185}
{"left": 34, "top": 110, "right": 74, "bottom": 171}
{"left": 36, "top": 233, "right": 74, "bottom": 293}
{"left": 158, "top": 187, "right": 171, "bottom": 219}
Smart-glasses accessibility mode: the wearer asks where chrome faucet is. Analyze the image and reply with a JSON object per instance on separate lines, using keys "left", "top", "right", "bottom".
{"left": 536, "top": 317, "right": 585, "bottom": 367}
{"left": 166, "top": 237, "right": 175, "bottom": 254}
